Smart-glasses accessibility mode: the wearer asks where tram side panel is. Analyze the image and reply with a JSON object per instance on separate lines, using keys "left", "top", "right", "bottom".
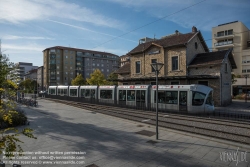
{"left": 117, "top": 85, "right": 150, "bottom": 109}
{"left": 79, "top": 86, "right": 98, "bottom": 103}
{"left": 98, "top": 86, "right": 117, "bottom": 105}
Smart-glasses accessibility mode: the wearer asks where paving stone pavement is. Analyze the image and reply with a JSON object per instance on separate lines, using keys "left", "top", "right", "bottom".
{"left": 1, "top": 99, "right": 250, "bottom": 167}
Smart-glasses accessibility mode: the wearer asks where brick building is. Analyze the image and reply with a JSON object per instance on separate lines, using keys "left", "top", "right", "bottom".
{"left": 116, "top": 27, "right": 236, "bottom": 106}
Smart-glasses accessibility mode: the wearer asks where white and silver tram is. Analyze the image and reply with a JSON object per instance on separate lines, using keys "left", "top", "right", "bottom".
{"left": 151, "top": 84, "right": 214, "bottom": 113}
{"left": 47, "top": 84, "right": 214, "bottom": 113}
{"left": 117, "top": 85, "right": 150, "bottom": 107}
{"left": 79, "top": 86, "right": 98, "bottom": 99}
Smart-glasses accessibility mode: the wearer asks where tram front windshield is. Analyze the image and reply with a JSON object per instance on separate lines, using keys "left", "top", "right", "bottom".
{"left": 192, "top": 91, "right": 206, "bottom": 106}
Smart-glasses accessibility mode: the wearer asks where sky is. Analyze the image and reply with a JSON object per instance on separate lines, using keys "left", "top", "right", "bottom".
{"left": 0, "top": 0, "right": 250, "bottom": 67}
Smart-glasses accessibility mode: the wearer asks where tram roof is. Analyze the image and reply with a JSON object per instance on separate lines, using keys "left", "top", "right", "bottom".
{"left": 117, "top": 85, "right": 150, "bottom": 89}
{"left": 80, "top": 86, "right": 98, "bottom": 89}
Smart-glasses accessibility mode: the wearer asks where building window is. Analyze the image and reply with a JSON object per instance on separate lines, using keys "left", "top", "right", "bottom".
{"left": 198, "top": 81, "right": 208, "bottom": 86}
{"left": 242, "top": 70, "right": 246, "bottom": 73}
{"left": 57, "top": 72, "right": 60, "bottom": 74}
{"left": 101, "top": 59, "right": 103, "bottom": 62}
{"left": 123, "top": 83, "right": 128, "bottom": 85}
{"left": 172, "top": 56, "right": 178, "bottom": 71}
{"left": 65, "top": 72, "right": 68, "bottom": 75}
{"left": 135, "top": 61, "right": 140, "bottom": 73}
{"left": 225, "top": 63, "right": 227, "bottom": 73}
{"left": 195, "top": 42, "right": 198, "bottom": 49}
{"left": 107, "top": 69, "right": 109, "bottom": 72}
{"left": 151, "top": 59, "right": 157, "bottom": 72}
{"left": 101, "top": 64, "right": 104, "bottom": 67}
{"left": 70, "top": 67, "right": 72, "bottom": 69}
{"left": 93, "top": 63, "right": 95, "bottom": 66}
{"left": 135, "top": 82, "right": 141, "bottom": 85}
{"left": 97, "top": 64, "right": 99, "bottom": 66}
{"left": 247, "top": 41, "right": 250, "bottom": 48}
{"left": 57, "top": 77, "right": 60, "bottom": 80}
{"left": 151, "top": 82, "right": 156, "bottom": 85}
{"left": 171, "top": 81, "right": 179, "bottom": 85}
{"left": 101, "top": 69, "right": 104, "bottom": 72}
{"left": 57, "top": 66, "right": 59, "bottom": 69}
{"left": 65, "top": 55, "right": 68, "bottom": 59}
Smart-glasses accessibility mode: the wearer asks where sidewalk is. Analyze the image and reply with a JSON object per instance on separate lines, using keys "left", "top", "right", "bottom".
{"left": 5, "top": 99, "right": 250, "bottom": 167}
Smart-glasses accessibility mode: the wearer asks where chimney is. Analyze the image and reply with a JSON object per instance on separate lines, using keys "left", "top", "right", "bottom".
{"left": 175, "top": 30, "right": 179, "bottom": 35}
{"left": 192, "top": 26, "right": 197, "bottom": 32}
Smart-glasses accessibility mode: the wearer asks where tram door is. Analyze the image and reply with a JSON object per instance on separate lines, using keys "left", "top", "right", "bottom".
{"left": 136, "top": 90, "right": 146, "bottom": 109}
{"left": 118, "top": 90, "right": 126, "bottom": 106}
{"left": 179, "top": 91, "right": 187, "bottom": 112}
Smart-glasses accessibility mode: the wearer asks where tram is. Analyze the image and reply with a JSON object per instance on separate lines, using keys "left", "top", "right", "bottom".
{"left": 47, "top": 84, "right": 214, "bottom": 113}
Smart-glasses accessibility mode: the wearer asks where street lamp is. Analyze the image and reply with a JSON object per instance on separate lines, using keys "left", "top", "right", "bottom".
{"left": 151, "top": 62, "right": 164, "bottom": 140}
{"left": 33, "top": 78, "right": 37, "bottom": 105}
{"left": 245, "top": 75, "right": 248, "bottom": 103}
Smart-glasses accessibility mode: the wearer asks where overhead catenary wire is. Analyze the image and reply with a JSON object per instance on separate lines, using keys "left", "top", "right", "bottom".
{"left": 92, "top": 0, "right": 207, "bottom": 49}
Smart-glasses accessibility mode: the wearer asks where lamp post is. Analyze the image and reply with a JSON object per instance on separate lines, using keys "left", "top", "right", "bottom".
{"left": 33, "top": 78, "right": 37, "bottom": 105}
{"left": 245, "top": 75, "right": 248, "bottom": 103}
{"left": 151, "top": 62, "right": 164, "bottom": 140}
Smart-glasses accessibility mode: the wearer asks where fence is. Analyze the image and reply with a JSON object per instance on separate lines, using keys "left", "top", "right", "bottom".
{"left": 44, "top": 94, "right": 250, "bottom": 122}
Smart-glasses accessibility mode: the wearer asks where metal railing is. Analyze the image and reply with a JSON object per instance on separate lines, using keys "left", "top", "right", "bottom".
{"left": 214, "top": 40, "right": 233, "bottom": 47}
{"left": 44, "top": 95, "right": 250, "bottom": 122}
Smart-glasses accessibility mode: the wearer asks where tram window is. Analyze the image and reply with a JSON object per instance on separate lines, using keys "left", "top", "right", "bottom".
{"left": 85, "top": 90, "right": 90, "bottom": 97}
{"left": 119, "top": 90, "right": 126, "bottom": 101}
{"left": 192, "top": 91, "right": 206, "bottom": 106}
{"left": 80, "top": 89, "right": 85, "bottom": 97}
{"left": 154, "top": 91, "right": 177, "bottom": 104}
{"left": 165, "top": 91, "right": 178, "bottom": 104}
{"left": 91, "top": 89, "right": 96, "bottom": 98}
{"left": 156, "top": 91, "right": 165, "bottom": 103}
{"left": 70, "top": 89, "right": 77, "bottom": 96}
{"left": 100, "top": 90, "right": 112, "bottom": 99}
{"left": 127, "top": 90, "right": 135, "bottom": 101}
{"left": 49, "top": 89, "right": 55, "bottom": 95}
{"left": 58, "top": 89, "right": 62, "bottom": 95}
{"left": 136, "top": 90, "right": 145, "bottom": 102}
{"left": 63, "top": 89, "right": 67, "bottom": 96}
{"left": 205, "top": 91, "right": 213, "bottom": 105}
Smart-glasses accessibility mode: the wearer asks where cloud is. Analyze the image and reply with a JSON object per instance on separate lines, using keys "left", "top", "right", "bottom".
{"left": 3, "top": 35, "right": 55, "bottom": 40}
{"left": 0, "top": 0, "right": 123, "bottom": 28}
{"left": 2, "top": 43, "right": 45, "bottom": 52}
{"left": 106, "top": 0, "right": 250, "bottom": 31}
{"left": 47, "top": 19, "right": 137, "bottom": 43}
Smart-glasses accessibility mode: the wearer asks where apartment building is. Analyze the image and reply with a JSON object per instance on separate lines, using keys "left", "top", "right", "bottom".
{"left": 212, "top": 21, "right": 250, "bottom": 75}
{"left": 43, "top": 46, "right": 120, "bottom": 88}
{"left": 10, "top": 62, "right": 38, "bottom": 84}
{"left": 37, "top": 66, "right": 44, "bottom": 92}
{"left": 212, "top": 21, "right": 250, "bottom": 95}
{"left": 24, "top": 69, "right": 37, "bottom": 80}
{"left": 116, "top": 27, "right": 236, "bottom": 106}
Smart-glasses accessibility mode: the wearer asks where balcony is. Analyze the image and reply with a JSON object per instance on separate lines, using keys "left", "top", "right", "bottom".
{"left": 214, "top": 41, "right": 234, "bottom": 48}
{"left": 214, "top": 32, "right": 234, "bottom": 40}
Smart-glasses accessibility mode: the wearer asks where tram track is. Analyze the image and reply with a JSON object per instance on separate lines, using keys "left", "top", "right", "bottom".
{"left": 45, "top": 98, "right": 250, "bottom": 144}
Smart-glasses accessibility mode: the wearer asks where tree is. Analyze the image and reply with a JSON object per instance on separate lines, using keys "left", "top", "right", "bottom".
{"left": 0, "top": 54, "right": 15, "bottom": 105}
{"left": 71, "top": 74, "right": 86, "bottom": 86}
{"left": 106, "top": 72, "right": 118, "bottom": 85}
{"left": 86, "top": 69, "right": 107, "bottom": 85}
{"left": 0, "top": 53, "right": 36, "bottom": 159}
{"left": 232, "top": 74, "right": 237, "bottom": 84}
{"left": 18, "top": 79, "right": 37, "bottom": 93}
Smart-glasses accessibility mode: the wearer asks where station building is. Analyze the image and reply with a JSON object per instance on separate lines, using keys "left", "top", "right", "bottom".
{"left": 115, "top": 27, "right": 236, "bottom": 106}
